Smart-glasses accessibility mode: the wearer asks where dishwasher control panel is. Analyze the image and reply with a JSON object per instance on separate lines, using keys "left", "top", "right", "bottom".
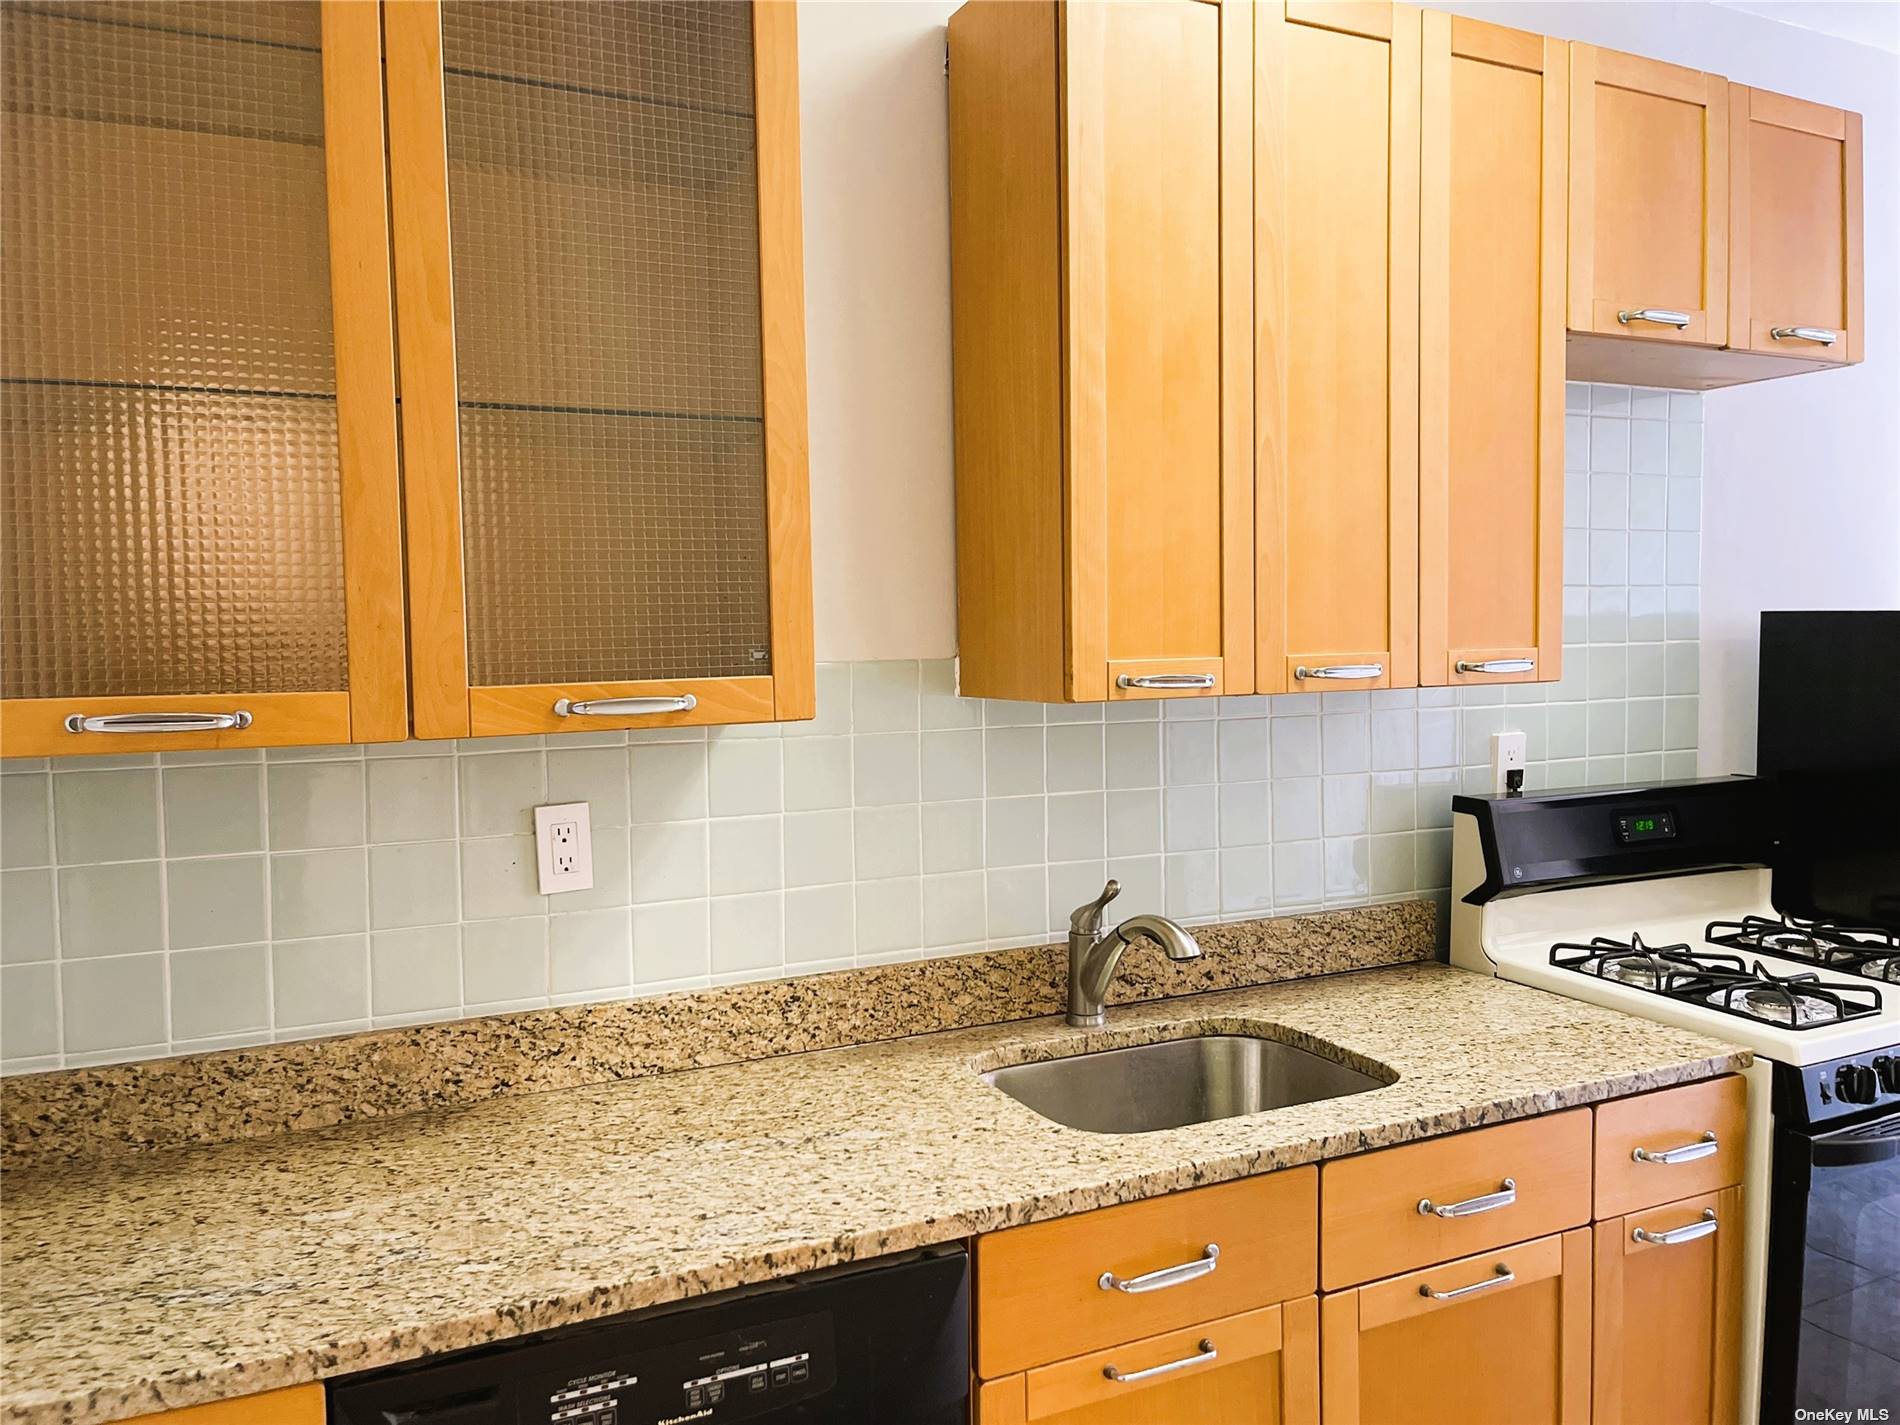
{"left": 531, "top": 1311, "right": 835, "bottom": 1425}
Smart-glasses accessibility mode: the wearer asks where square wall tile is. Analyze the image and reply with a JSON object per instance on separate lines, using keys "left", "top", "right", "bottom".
{"left": 920, "top": 731, "right": 982, "bottom": 803}
{"left": 58, "top": 861, "right": 163, "bottom": 957}
{"left": 167, "top": 855, "right": 268, "bottom": 949}
{"left": 855, "top": 805, "right": 921, "bottom": 880}
{"left": 709, "top": 816, "right": 782, "bottom": 896}
{"left": 632, "top": 899, "right": 710, "bottom": 984}
{"left": 273, "top": 934, "right": 370, "bottom": 1028}
{"left": 921, "top": 800, "right": 984, "bottom": 874}
{"left": 1, "top": 868, "right": 54, "bottom": 963}
{"left": 55, "top": 769, "right": 159, "bottom": 863}
{"left": 1047, "top": 724, "right": 1105, "bottom": 793}
{"left": 366, "top": 758, "right": 456, "bottom": 844}
{"left": 854, "top": 734, "right": 921, "bottom": 806}
{"left": 709, "top": 740, "right": 782, "bottom": 817}
{"left": 986, "top": 727, "right": 1045, "bottom": 796}
{"left": 0, "top": 775, "right": 50, "bottom": 869}
{"left": 268, "top": 761, "right": 366, "bottom": 850}
{"left": 546, "top": 748, "right": 632, "bottom": 828}
{"left": 271, "top": 848, "right": 368, "bottom": 939}
{"left": 456, "top": 753, "right": 542, "bottom": 839}
{"left": 921, "top": 872, "right": 985, "bottom": 948}
{"left": 986, "top": 866, "right": 1046, "bottom": 941}
{"left": 1047, "top": 793, "right": 1106, "bottom": 862}
{"left": 785, "top": 884, "right": 855, "bottom": 964}
{"left": 1107, "top": 789, "right": 1162, "bottom": 858}
{"left": 62, "top": 954, "right": 166, "bottom": 1052}
{"left": 460, "top": 836, "right": 546, "bottom": 920}
{"left": 160, "top": 765, "right": 265, "bottom": 859}
{"left": 369, "top": 841, "right": 460, "bottom": 929}
{"left": 550, "top": 907, "right": 632, "bottom": 995}
{"left": 785, "top": 737, "right": 853, "bottom": 810}
{"left": 371, "top": 925, "right": 462, "bottom": 1016}
{"left": 1, "top": 963, "right": 58, "bottom": 1058}
{"left": 463, "top": 917, "right": 548, "bottom": 1004}
{"left": 852, "top": 661, "right": 920, "bottom": 733}
{"left": 857, "top": 876, "right": 923, "bottom": 956}
{"left": 920, "top": 660, "right": 983, "bottom": 731}
{"left": 783, "top": 810, "right": 853, "bottom": 887}
{"left": 629, "top": 742, "right": 708, "bottom": 822}
{"left": 1105, "top": 722, "right": 1161, "bottom": 789}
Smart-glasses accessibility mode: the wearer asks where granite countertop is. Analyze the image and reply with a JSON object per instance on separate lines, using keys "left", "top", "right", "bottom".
{"left": 0, "top": 961, "right": 1750, "bottom": 1425}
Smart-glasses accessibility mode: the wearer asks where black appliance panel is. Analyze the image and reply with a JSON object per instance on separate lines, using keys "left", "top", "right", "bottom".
{"left": 1453, "top": 778, "right": 1769, "bottom": 903}
{"left": 327, "top": 1249, "right": 968, "bottom": 1425}
{"left": 1760, "top": 1059, "right": 1900, "bottom": 1424}
{"left": 1759, "top": 611, "right": 1900, "bottom": 931}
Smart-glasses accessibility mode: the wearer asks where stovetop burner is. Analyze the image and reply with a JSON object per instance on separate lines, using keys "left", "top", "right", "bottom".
{"left": 1706, "top": 915, "right": 1900, "bottom": 984}
{"left": 1550, "top": 933, "right": 1883, "bottom": 1028}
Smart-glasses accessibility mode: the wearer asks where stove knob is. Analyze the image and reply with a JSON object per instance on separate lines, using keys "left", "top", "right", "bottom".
{"left": 1875, "top": 1056, "right": 1900, "bottom": 1095}
{"left": 1835, "top": 1063, "right": 1879, "bottom": 1105}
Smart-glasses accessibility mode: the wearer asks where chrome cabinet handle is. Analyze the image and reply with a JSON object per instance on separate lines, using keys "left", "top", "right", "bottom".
{"left": 1618, "top": 308, "right": 1693, "bottom": 329}
{"left": 1419, "top": 1264, "right": 1514, "bottom": 1302}
{"left": 1632, "top": 1131, "right": 1717, "bottom": 1166}
{"left": 1294, "top": 663, "right": 1383, "bottom": 681}
{"left": 1633, "top": 1208, "right": 1718, "bottom": 1247}
{"left": 1103, "top": 1340, "right": 1217, "bottom": 1384}
{"left": 1456, "top": 658, "right": 1535, "bottom": 676}
{"left": 1418, "top": 1178, "right": 1516, "bottom": 1219}
{"left": 553, "top": 695, "right": 697, "bottom": 717}
{"left": 1116, "top": 673, "right": 1216, "bottom": 691}
{"left": 64, "top": 711, "right": 252, "bottom": 735}
{"left": 1770, "top": 325, "right": 1837, "bottom": 346}
{"left": 1099, "top": 1243, "right": 1219, "bottom": 1294}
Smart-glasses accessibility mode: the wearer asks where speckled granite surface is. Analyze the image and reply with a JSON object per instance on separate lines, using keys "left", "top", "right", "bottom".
{"left": 1, "top": 961, "right": 1747, "bottom": 1425}
{"left": 1, "top": 901, "right": 1437, "bottom": 1167}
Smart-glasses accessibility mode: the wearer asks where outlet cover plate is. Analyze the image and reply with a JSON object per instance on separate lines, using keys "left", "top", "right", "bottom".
{"left": 533, "top": 801, "right": 595, "bottom": 895}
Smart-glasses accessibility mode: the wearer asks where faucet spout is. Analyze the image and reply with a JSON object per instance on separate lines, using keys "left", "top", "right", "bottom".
{"left": 1064, "top": 882, "right": 1204, "bottom": 1028}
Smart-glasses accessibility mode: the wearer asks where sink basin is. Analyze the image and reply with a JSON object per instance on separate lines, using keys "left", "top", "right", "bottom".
{"left": 982, "top": 1034, "right": 1391, "bottom": 1134}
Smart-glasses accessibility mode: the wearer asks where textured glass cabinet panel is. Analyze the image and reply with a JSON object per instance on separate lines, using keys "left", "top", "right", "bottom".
{"left": 0, "top": 1, "right": 349, "bottom": 699}
{"left": 440, "top": 1, "right": 774, "bottom": 687}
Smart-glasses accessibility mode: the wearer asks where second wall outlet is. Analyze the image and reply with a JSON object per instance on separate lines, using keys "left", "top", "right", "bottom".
{"left": 534, "top": 801, "right": 594, "bottom": 895}
{"left": 1490, "top": 731, "right": 1528, "bottom": 795}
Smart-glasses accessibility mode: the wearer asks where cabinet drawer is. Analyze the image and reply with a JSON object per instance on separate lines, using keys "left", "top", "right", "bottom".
{"left": 1594, "top": 1075, "right": 1746, "bottom": 1219}
{"left": 974, "top": 1168, "right": 1317, "bottom": 1378}
{"left": 1320, "top": 1109, "right": 1592, "bottom": 1290}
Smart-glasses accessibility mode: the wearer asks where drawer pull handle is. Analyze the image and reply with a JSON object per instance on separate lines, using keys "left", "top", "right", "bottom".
{"left": 1418, "top": 1177, "right": 1516, "bottom": 1219}
{"left": 1633, "top": 1208, "right": 1718, "bottom": 1247}
{"left": 64, "top": 711, "right": 253, "bottom": 735}
{"left": 553, "top": 695, "right": 696, "bottom": 718}
{"left": 1632, "top": 1131, "right": 1717, "bottom": 1165}
{"left": 1770, "top": 325, "right": 1837, "bottom": 346}
{"left": 1116, "top": 673, "right": 1217, "bottom": 691}
{"left": 1618, "top": 308, "right": 1693, "bottom": 329}
{"left": 1455, "top": 658, "right": 1535, "bottom": 676}
{"left": 1104, "top": 1339, "right": 1218, "bottom": 1384}
{"left": 1419, "top": 1264, "right": 1514, "bottom": 1302}
{"left": 1294, "top": 663, "right": 1383, "bottom": 682}
{"left": 1098, "top": 1243, "right": 1219, "bottom": 1294}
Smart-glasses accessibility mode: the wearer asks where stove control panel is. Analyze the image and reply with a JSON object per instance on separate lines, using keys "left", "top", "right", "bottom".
{"left": 1791, "top": 1049, "right": 1900, "bottom": 1126}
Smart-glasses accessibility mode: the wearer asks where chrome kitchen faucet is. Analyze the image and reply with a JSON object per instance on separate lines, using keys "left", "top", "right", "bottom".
{"left": 1066, "top": 879, "right": 1202, "bottom": 1028}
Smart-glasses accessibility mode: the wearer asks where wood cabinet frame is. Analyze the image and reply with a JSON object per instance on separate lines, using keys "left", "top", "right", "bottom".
{"left": 1417, "top": 14, "right": 1565, "bottom": 689}
{"left": 1320, "top": 1228, "right": 1592, "bottom": 1425}
{"left": 1730, "top": 85, "right": 1864, "bottom": 366}
{"left": 1567, "top": 44, "right": 1729, "bottom": 349}
{"left": 0, "top": 0, "right": 406, "bottom": 758}
{"left": 384, "top": 0, "right": 813, "bottom": 740}
{"left": 1254, "top": 1, "right": 1420, "bottom": 695}
{"left": 1593, "top": 1186, "right": 1744, "bottom": 1425}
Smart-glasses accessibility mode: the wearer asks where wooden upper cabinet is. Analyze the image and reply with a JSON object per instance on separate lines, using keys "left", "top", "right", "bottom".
{"left": 1593, "top": 1187, "right": 1744, "bottom": 1425}
{"left": 0, "top": 0, "right": 405, "bottom": 757}
{"left": 1567, "top": 44, "right": 1729, "bottom": 350}
{"left": 1256, "top": 2, "right": 1419, "bottom": 694}
{"left": 1418, "top": 15, "right": 1565, "bottom": 689}
{"left": 1730, "top": 86, "right": 1864, "bottom": 366}
{"left": 385, "top": 0, "right": 813, "bottom": 739}
{"left": 948, "top": 0, "right": 1253, "bottom": 704}
{"left": 1321, "top": 1229, "right": 1592, "bottom": 1425}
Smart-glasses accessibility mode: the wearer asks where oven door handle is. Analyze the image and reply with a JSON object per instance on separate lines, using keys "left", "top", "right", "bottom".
{"left": 1813, "top": 1124, "right": 1900, "bottom": 1168}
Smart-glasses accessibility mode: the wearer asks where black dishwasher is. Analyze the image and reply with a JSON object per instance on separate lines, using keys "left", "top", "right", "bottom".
{"left": 328, "top": 1246, "right": 968, "bottom": 1425}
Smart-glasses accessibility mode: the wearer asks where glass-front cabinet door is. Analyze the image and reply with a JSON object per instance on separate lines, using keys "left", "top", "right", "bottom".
{"left": 386, "top": 0, "right": 812, "bottom": 739}
{"left": 0, "top": 0, "right": 405, "bottom": 756}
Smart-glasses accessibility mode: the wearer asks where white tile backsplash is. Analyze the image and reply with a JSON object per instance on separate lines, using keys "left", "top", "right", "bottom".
{"left": 0, "top": 388, "right": 1704, "bottom": 1070}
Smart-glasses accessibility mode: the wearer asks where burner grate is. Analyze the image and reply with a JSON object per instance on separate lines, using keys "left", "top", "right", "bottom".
{"left": 1706, "top": 915, "right": 1900, "bottom": 985}
{"left": 1551, "top": 933, "right": 1883, "bottom": 1028}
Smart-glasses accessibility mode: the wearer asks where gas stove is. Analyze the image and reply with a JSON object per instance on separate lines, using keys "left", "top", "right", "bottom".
{"left": 1448, "top": 777, "right": 1900, "bottom": 1424}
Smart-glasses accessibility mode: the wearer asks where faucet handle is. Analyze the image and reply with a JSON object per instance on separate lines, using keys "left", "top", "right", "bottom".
{"left": 1070, "top": 878, "right": 1122, "bottom": 936}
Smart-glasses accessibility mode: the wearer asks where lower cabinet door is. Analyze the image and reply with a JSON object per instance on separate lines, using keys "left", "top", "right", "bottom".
{"left": 977, "top": 1298, "right": 1319, "bottom": 1425}
{"left": 1593, "top": 1187, "right": 1743, "bottom": 1425}
{"left": 1320, "top": 1228, "right": 1591, "bottom": 1425}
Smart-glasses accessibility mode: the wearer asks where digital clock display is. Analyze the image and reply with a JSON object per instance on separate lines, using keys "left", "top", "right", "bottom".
{"left": 1615, "top": 809, "right": 1677, "bottom": 844}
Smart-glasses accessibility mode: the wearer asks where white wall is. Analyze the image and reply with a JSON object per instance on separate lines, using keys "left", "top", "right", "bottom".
{"left": 795, "top": 0, "right": 1900, "bottom": 768}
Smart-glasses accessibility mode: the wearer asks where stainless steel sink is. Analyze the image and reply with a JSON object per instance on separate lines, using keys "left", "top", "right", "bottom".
{"left": 982, "top": 1034, "right": 1392, "bottom": 1134}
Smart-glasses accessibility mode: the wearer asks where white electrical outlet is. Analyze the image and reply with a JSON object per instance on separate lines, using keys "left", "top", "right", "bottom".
{"left": 533, "top": 801, "right": 594, "bottom": 895}
{"left": 1490, "top": 730, "right": 1528, "bottom": 795}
